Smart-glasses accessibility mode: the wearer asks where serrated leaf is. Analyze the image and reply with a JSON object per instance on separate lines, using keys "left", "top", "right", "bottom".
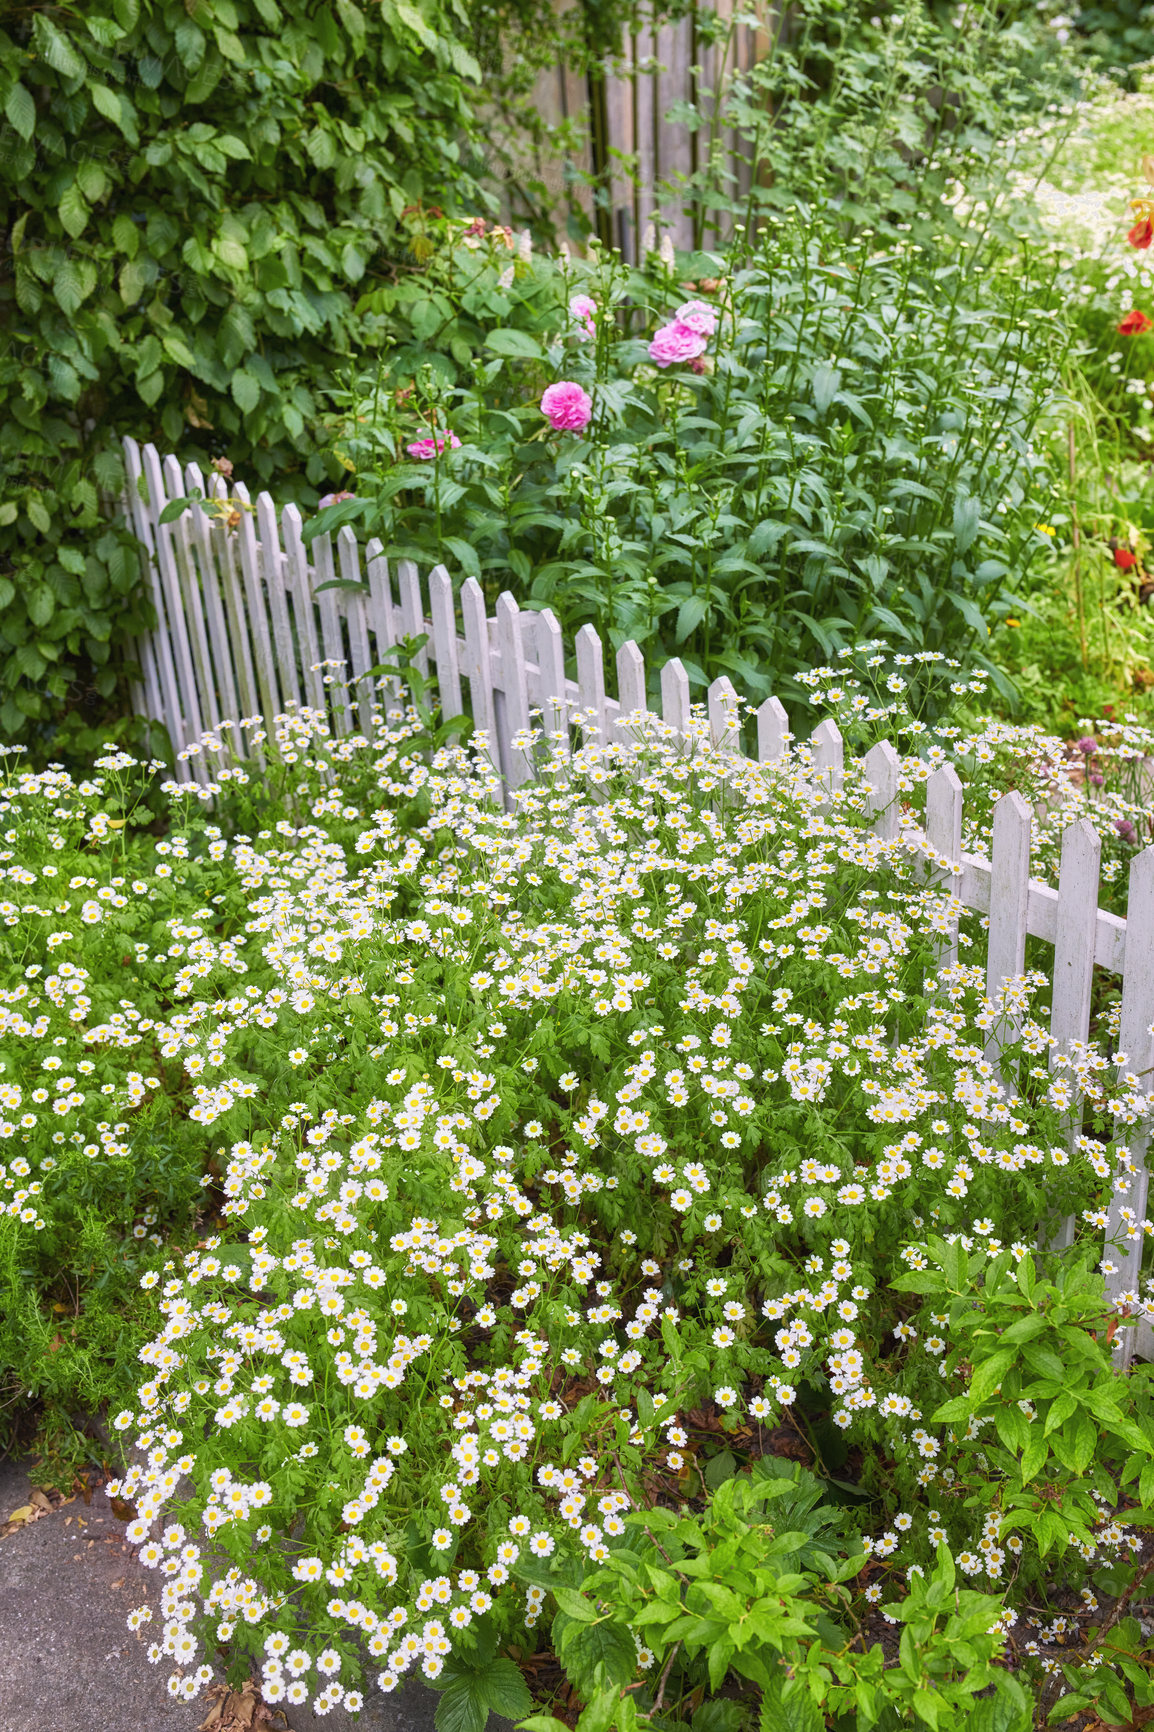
{"left": 91, "top": 84, "right": 136, "bottom": 143}
{"left": 5, "top": 83, "right": 35, "bottom": 141}
{"left": 33, "top": 14, "right": 86, "bottom": 78}
{"left": 759, "top": 1674, "right": 823, "bottom": 1732}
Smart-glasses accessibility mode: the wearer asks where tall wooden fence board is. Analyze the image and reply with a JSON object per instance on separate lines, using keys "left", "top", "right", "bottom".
{"left": 124, "top": 437, "right": 1154, "bottom": 1367}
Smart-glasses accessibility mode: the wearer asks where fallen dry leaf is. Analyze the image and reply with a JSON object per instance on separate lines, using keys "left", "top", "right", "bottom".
{"left": 110, "top": 1577, "right": 124, "bottom": 1589}
{"left": 197, "top": 1678, "right": 292, "bottom": 1731}
{"left": 29, "top": 1488, "right": 53, "bottom": 1513}
{"left": 108, "top": 1496, "right": 136, "bottom": 1523}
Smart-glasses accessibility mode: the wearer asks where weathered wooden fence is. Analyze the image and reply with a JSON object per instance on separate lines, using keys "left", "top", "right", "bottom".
{"left": 508, "top": 0, "right": 767, "bottom": 255}
{"left": 124, "top": 436, "right": 1154, "bottom": 1366}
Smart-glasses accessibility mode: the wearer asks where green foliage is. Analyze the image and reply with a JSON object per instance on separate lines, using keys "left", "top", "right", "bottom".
{"left": 314, "top": 219, "right": 1064, "bottom": 716}
{"left": 0, "top": 0, "right": 486, "bottom": 743}
{"left": 895, "top": 1240, "right": 1154, "bottom": 1569}
{"left": 531, "top": 1461, "right": 1027, "bottom": 1732}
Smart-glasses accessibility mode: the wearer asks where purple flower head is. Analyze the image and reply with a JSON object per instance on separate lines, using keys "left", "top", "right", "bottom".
{"left": 1115, "top": 818, "right": 1138, "bottom": 842}
{"left": 1077, "top": 736, "right": 1097, "bottom": 755}
{"left": 318, "top": 490, "right": 356, "bottom": 508}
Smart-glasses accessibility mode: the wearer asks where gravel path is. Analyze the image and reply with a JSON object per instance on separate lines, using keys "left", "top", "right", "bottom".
{"left": 0, "top": 1455, "right": 470, "bottom": 1732}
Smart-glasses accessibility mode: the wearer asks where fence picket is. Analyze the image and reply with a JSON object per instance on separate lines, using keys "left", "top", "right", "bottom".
{"left": 496, "top": 592, "right": 532, "bottom": 790}
{"left": 660, "top": 656, "right": 691, "bottom": 739}
{"left": 925, "top": 763, "right": 963, "bottom": 972}
{"left": 206, "top": 475, "right": 261, "bottom": 753}
{"left": 1108, "top": 847, "right": 1154, "bottom": 1368}
{"left": 576, "top": 624, "right": 608, "bottom": 747}
{"left": 536, "top": 608, "right": 569, "bottom": 761}
{"left": 708, "top": 676, "right": 741, "bottom": 754}
{"left": 228, "top": 482, "right": 281, "bottom": 735}
{"left": 428, "top": 565, "right": 463, "bottom": 727}
{"left": 616, "top": 640, "right": 647, "bottom": 743}
{"left": 141, "top": 444, "right": 206, "bottom": 781}
{"left": 397, "top": 560, "right": 428, "bottom": 679}
{"left": 282, "top": 504, "right": 325, "bottom": 717}
{"left": 312, "top": 531, "right": 349, "bottom": 733}
{"left": 863, "top": 739, "right": 900, "bottom": 840}
{"left": 460, "top": 577, "right": 498, "bottom": 772}
{"left": 336, "top": 529, "right": 375, "bottom": 738}
{"left": 811, "top": 718, "right": 843, "bottom": 797}
{"left": 985, "top": 791, "right": 1032, "bottom": 1080}
{"left": 123, "top": 439, "right": 178, "bottom": 753}
{"left": 255, "top": 492, "right": 299, "bottom": 719}
{"left": 757, "top": 695, "right": 789, "bottom": 764}
{"left": 1043, "top": 818, "right": 1103, "bottom": 1252}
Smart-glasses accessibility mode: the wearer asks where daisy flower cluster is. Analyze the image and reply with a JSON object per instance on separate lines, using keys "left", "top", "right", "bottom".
{"left": 3, "top": 691, "right": 1126, "bottom": 1715}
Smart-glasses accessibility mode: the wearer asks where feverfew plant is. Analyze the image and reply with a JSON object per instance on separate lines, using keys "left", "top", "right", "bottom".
{"left": 47, "top": 691, "right": 1147, "bottom": 1724}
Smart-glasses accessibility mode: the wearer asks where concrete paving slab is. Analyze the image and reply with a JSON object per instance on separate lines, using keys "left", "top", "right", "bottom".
{"left": 0, "top": 1455, "right": 505, "bottom": 1732}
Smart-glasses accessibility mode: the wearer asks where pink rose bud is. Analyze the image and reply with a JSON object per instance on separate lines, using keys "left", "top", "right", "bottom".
{"left": 405, "top": 432, "right": 462, "bottom": 460}
{"left": 674, "top": 298, "right": 718, "bottom": 336}
{"left": 648, "top": 321, "right": 708, "bottom": 368}
{"left": 540, "top": 381, "right": 593, "bottom": 431}
{"left": 318, "top": 490, "right": 356, "bottom": 507}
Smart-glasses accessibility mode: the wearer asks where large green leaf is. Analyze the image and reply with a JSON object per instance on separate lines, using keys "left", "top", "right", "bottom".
{"left": 485, "top": 328, "right": 545, "bottom": 360}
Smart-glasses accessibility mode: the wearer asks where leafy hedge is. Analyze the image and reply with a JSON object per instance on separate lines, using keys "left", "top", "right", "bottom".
{"left": 0, "top": 0, "right": 485, "bottom": 746}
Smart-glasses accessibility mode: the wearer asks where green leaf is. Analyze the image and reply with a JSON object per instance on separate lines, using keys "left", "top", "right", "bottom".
{"left": 811, "top": 363, "right": 841, "bottom": 416}
{"left": 58, "top": 183, "right": 90, "bottom": 240}
{"left": 551, "top": 1585, "right": 598, "bottom": 1622}
{"left": 91, "top": 83, "right": 136, "bottom": 143}
{"left": 480, "top": 1659, "right": 533, "bottom": 1721}
{"left": 5, "top": 83, "right": 36, "bottom": 141}
{"left": 231, "top": 370, "right": 261, "bottom": 413}
{"left": 27, "top": 585, "right": 55, "bottom": 629}
{"left": 33, "top": 14, "right": 86, "bottom": 78}
{"left": 441, "top": 537, "right": 482, "bottom": 579}
{"left": 485, "top": 329, "right": 544, "bottom": 360}
{"left": 53, "top": 257, "right": 97, "bottom": 315}
{"left": 967, "top": 1671, "right": 1032, "bottom": 1732}
{"left": 759, "top": 1673, "right": 823, "bottom": 1732}
{"left": 954, "top": 493, "right": 982, "bottom": 554}
{"left": 994, "top": 1404, "right": 1028, "bottom": 1455}
{"left": 968, "top": 1347, "right": 1016, "bottom": 1404}
{"left": 1019, "top": 1426, "right": 1049, "bottom": 1484}
{"left": 432, "top": 1672, "right": 490, "bottom": 1732}
{"left": 676, "top": 594, "right": 709, "bottom": 643}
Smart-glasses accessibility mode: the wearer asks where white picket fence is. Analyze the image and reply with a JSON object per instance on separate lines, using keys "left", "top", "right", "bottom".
{"left": 123, "top": 437, "right": 1154, "bottom": 1366}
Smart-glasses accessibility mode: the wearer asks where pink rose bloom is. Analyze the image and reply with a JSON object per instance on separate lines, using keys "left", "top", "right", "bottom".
{"left": 540, "top": 380, "right": 593, "bottom": 431}
{"left": 569, "top": 293, "right": 597, "bottom": 339}
{"left": 648, "top": 321, "right": 708, "bottom": 368}
{"left": 674, "top": 298, "right": 717, "bottom": 336}
{"left": 318, "top": 490, "right": 356, "bottom": 507}
{"left": 406, "top": 432, "right": 461, "bottom": 460}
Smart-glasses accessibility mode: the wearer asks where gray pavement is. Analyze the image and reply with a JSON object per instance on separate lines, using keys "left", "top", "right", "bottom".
{"left": 0, "top": 1455, "right": 469, "bottom": 1732}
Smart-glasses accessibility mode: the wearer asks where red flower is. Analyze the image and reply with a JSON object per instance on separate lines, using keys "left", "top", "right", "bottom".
{"left": 1114, "top": 547, "right": 1138, "bottom": 570}
{"left": 1118, "top": 309, "right": 1153, "bottom": 334}
{"left": 1130, "top": 216, "right": 1154, "bottom": 249}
